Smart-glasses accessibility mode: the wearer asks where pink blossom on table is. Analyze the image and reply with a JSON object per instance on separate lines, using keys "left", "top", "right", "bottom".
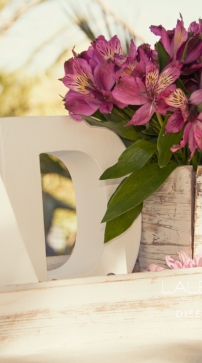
{"left": 147, "top": 251, "right": 202, "bottom": 271}
{"left": 147, "top": 263, "right": 166, "bottom": 272}
{"left": 112, "top": 61, "right": 181, "bottom": 125}
{"left": 166, "top": 251, "right": 202, "bottom": 268}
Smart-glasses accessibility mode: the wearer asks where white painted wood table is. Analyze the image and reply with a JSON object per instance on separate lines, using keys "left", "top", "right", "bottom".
{"left": 1, "top": 116, "right": 202, "bottom": 362}
{"left": 1, "top": 268, "right": 202, "bottom": 363}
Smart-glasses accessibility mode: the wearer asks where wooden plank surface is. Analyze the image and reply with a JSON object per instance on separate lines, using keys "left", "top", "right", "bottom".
{"left": 1, "top": 269, "right": 202, "bottom": 362}
{"left": 139, "top": 166, "right": 194, "bottom": 271}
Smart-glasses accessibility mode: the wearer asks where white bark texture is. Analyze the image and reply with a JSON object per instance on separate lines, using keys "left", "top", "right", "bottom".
{"left": 194, "top": 166, "right": 202, "bottom": 256}
{"left": 138, "top": 166, "right": 194, "bottom": 271}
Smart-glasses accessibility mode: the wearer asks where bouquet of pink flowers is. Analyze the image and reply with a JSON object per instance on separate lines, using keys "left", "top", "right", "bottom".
{"left": 61, "top": 16, "right": 202, "bottom": 243}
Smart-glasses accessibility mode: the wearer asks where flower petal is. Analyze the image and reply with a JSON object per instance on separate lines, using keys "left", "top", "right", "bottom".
{"left": 171, "top": 18, "right": 188, "bottom": 60}
{"left": 155, "top": 61, "right": 182, "bottom": 95}
{"left": 94, "top": 61, "right": 116, "bottom": 91}
{"left": 183, "top": 63, "right": 202, "bottom": 75}
{"left": 63, "top": 58, "right": 95, "bottom": 95}
{"left": 137, "top": 43, "right": 152, "bottom": 65}
{"left": 145, "top": 63, "right": 159, "bottom": 96}
{"left": 102, "top": 90, "right": 127, "bottom": 109}
{"left": 165, "top": 110, "right": 185, "bottom": 133}
{"left": 193, "top": 116, "right": 202, "bottom": 151}
{"left": 189, "top": 89, "right": 202, "bottom": 106}
{"left": 188, "top": 20, "right": 202, "bottom": 35}
{"left": 64, "top": 58, "right": 74, "bottom": 75}
{"left": 195, "top": 257, "right": 202, "bottom": 267}
{"left": 73, "top": 57, "right": 94, "bottom": 78}
{"left": 64, "top": 91, "right": 100, "bottom": 119}
{"left": 156, "top": 84, "right": 176, "bottom": 114}
{"left": 147, "top": 263, "right": 165, "bottom": 272}
{"left": 165, "top": 255, "right": 182, "bottom": 269}
{"left": 112, "top": 76, "right": 149, "bottom": 105}
{"left": 126, "top": 103, "right": 155, "bottom": 126}
{"left": 177, "top": 251, "right": 191, "bottom": 264}
{"left": 164, "top": 88, "right": 187, "bottom": 108}
{"left": 128, "top": 39, "right": 137, "bottom": 58}
{"left": 99, "top": 101, "right": 113, "bottom": 114}
{"left": 171, "top": 122, "right": 190, "bottom": 151}
{"left": 92, "top": 35, "right": 122, "bottom": 62}
{"left": 150, "top": 25, "right": 171, "bottom": 55}
{"left": 193, "top": 252, "right": 202, "bottom": 266}
{"left": 184, "top": 36, "right": 202, "bottom": 64}
{"left": 171, "top": 122, "right": 196, "bottom": 159}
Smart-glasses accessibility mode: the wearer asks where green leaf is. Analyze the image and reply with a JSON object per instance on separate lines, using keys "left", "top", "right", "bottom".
{"left": 197, "top": 101, "right": 202, "bottom": 114}
{"left": 142, "top": 128, "right": 158, "bottom": 136}
{"left": 92, "top": 109, "right": 108, "bottom": 122}
{"left": 82, "top": 115, "right": 139, "bottom": 141}
{"left": 157, "top": 119, "right": 183, "bottom": 168}
{"left": 102, "top": 111, "right": 127, "bottom": 122}
{"left": 156, "top": 42, "right": 169, "bottom": 72}
{"left": 176, "top": 78, "right": 190, "bottom": 96}
{"left": 100, "top": 139, "right": 157, "bottom": 179}
{"left": 104, "top": 203, "right": 143, "bottom": 243}
{"left": 102, "top": 162, "right": 178, "bottom": 222}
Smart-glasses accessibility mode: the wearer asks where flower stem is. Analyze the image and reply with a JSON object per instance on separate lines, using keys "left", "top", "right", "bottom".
{"left": 156, "top": 113, "right": 164, "bottom": 127}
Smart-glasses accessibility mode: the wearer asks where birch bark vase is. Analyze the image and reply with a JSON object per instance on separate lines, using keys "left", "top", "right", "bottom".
{"left": 194, "top": 165, "right": 202, "bottom": 256}
{"left": 137, "top": 166, "right": 194, "bottom": 271}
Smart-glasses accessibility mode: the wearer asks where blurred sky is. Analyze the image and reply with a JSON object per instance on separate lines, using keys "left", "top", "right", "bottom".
{"left": 0, "top": 0, "right": 201, "bottom": 74}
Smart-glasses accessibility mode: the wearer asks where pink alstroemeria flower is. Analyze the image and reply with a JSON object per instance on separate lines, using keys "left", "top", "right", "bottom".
{"left": 63, "top": 53, "right": 126, "bottom": 119}
{"left": 91, "top": 35, "right": 125, "bottom": 65}
{"left": 171, "top": 112, "right": 202, "bottom": 158}
{"left": 112, "top": 61, "right": 181, "bottom": 125}
{"left": 188, "top": 19, "right": 202, "bottom": 36}
{"left": 151, "top": 16, "right": 202, "bottom": 65}
{"left": 164, "top": 88, "right": 202, "bottom": 156}
{"left": 147, "top": 251, "right": 202, "bottom": 271}
{"left": 150, "top": 15, "right": 188, "bottom": 61}
{"left": 115, "top": 40, "right": 146, "bottom": 80}
{"left": 137, "top": 43, "right": 158, "bottom": 66}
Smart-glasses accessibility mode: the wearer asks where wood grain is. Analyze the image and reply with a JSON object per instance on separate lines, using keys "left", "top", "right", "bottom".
{"left": 1, "top": 269, "right": 202, "bottom": 362}
{"left": 138, "top": 166, "right": 194, "bottom": 271}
